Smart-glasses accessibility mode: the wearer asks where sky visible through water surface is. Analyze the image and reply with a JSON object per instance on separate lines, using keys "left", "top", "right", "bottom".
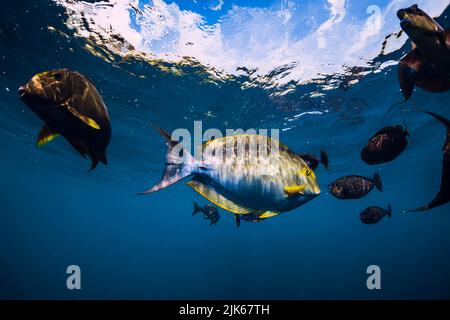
{"left": 54, "top": 0, "right": 449, "bottom": 85}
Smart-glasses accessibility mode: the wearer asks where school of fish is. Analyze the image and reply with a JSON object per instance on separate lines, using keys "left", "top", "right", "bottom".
{"left": 16, "top": 4, "right": 450, "bottom": 227}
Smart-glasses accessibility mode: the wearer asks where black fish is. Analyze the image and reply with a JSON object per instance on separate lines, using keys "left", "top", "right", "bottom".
{"left": 299, "top": 150, "right": 329, "bottom": 170}
{"left": 360, "top": 205, "right": 392, "bottom": 224}
{"left": 406, "top": 111, "right": 450, "bottom": 212}
{"left": 18, "top": 69, "right": 111, "bottom": 171}
{"left": 193, "top": 202, "right": 220, "bottom": 225}
{"left": 361, "top": 125, "right": 409, "bottom": 165}
{"left": 328, "top": 173, "right": 382, "bottom": 199}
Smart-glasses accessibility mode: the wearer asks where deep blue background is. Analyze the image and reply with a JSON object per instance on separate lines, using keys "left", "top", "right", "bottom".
{"left": 0, "top": 0, "right": 449, "bottom": 299}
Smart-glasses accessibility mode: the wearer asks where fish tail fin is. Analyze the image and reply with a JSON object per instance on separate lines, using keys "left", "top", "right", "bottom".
{"left": 97, "top": 150, "right": 108, "bottom": 165}
{"left": 373, "top": 172, "right": 383, "bottom": 192}
{"left": 87, "top": 149, "right": 107, "bottom": 172}
{"left": 404, "top": 204, "right": 431, "bottom": 213}
{"left": 387, "top": 205, "right": 392, "bottom": 218}
{"left": 193, "top": 202, "right": 201, "bottom": 216}
{"left": 320, "top": 149, "right": 329, "bottom": 169}
{"left": 88, "top": 158, "right": 99, "bottom": 172}
{"left": 420, "top": 110, "right": 450, "bottom": 132}
{"left": 404, "top": 193, "right": 448, "bottom": 213}
{"left": 139, "top": 126, "right": 195, "bottom": 194}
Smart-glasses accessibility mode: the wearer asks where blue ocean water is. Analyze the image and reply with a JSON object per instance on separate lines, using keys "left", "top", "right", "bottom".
{"left": 1, "top": 0, "right": 450, "bottom": 299}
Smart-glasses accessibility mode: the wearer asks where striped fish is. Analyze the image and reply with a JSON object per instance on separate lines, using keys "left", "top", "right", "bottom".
{"left": 142, "top": 127, "right": 321, "bottom": 220}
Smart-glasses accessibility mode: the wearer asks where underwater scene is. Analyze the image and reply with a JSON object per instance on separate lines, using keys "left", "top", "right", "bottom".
{"left": 1, "top": 0, "right": 450, "bottom": 299}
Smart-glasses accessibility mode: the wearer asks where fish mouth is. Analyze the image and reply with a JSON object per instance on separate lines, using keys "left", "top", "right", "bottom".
{"left": 400, "top": 18, "right": 412, "bottom": 29}
{"left": 397, "top": 10, "right": 412, "bottom": 28}
{"left": 303, "top": 188, "right": 321, "bottom": 197}
{"left": 18, "top": 86, "right": 28, "bottom": 99}
{"left": 328, "top": 184, "right": 341, "bottom": 194}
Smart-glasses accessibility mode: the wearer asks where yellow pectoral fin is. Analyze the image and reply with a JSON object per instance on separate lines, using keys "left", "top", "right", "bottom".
{"left": 284, "top": 185, "right": 306, "bottom": 196}
{"left": 186, "top": 180, "right": 256, "bottom": 215}
{"left": 37, "top": 124, "right": 60, "bottom": 147}
{"left": 258, "top": 211, "right": 279, "bottom": 219}
{"left": 67, "top": 106, "right": 101, "bottom": 130}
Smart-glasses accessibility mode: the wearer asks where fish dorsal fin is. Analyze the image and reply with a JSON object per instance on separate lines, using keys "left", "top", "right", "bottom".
{"left": 186, "top": 180, "right": 256, "bottom": 215}
{"left": 258, "top": 211, "right": 279, "bottom": 219}
{"left": 200, "top": 134, "right": 289, "bottom": 152}
{"left": 61, "top": 100, "right": 101, "bottom": 130}
{"left": 37, "top": 124, "right": 60, "bottom": 147}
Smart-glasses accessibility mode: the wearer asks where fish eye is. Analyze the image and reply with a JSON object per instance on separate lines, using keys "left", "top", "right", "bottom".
{"left": 304, "top": 168, "right": 311, "bottom": 176}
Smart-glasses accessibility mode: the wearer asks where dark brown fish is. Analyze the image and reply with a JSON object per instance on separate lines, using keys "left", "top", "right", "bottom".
{"left": 360, "top": 205, "right": 392, "bottom": 224}
{"left": 406, "top": 111, "right": 450, "bottom": 212}
{"left": 361, "top": 125, "right": 409, "bottom": 165}
{"left": 299, "top": 150, "right": 329, "bottom": 170}
{"left": 18, "top": 69, "right": 111, "bottom": 171}
{"left": 328, "top": 173, "right": 382, "bottom": 200}
{"left": 193, "top": 202, "right": 220, "bottom": 225}
{"left": 397, "top": 5, "right": 450, "bottom": 102}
